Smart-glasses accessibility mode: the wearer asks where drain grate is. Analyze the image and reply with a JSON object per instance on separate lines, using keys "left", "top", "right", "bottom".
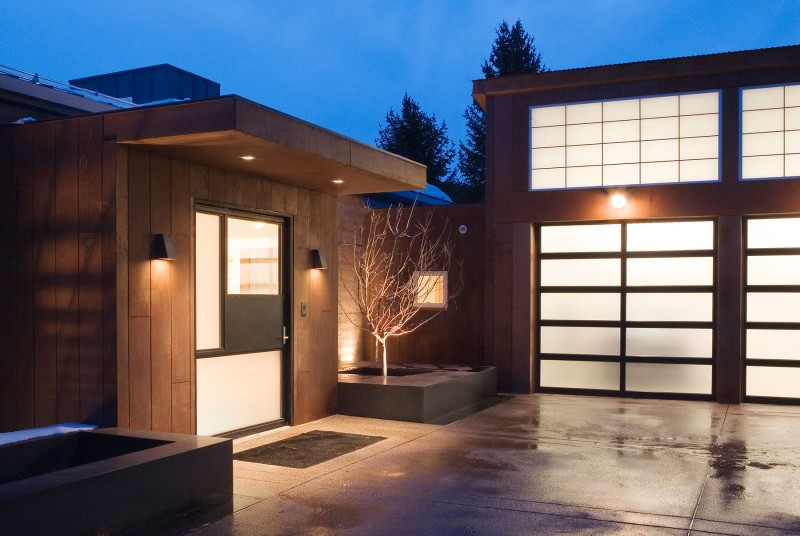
{"left": 233, "top": 430, "right": 386, "bottom": 468}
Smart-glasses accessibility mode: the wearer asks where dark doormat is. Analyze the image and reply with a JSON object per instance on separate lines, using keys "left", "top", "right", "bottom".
{"left": 233, "top": 430, "right": 386, "bottom": 469}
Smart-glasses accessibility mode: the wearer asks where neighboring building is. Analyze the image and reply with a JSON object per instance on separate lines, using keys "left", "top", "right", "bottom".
{"left": 474, "top": 44, "right": 800, "bottom": 403}
{"left": 0, "top": 66, "right": 425, "bottom": 436}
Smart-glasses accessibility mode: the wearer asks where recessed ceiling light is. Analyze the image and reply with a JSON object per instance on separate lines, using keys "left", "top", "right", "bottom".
{"left": 240, "top": 155, "right": 255, "bottom": 161}
{"left": 332, "top": 179, "right": 345, "bottom": 184}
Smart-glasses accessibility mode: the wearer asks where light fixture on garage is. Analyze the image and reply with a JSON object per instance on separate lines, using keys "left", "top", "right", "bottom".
{"left": 610, "top": 193, "right": 627, "bottom": 209}
{"left": 331, "top": 179, "right": 345, "bottom": 184}
{"left": 311, "top": 249, "right": 327, "bottom": 269}
{"left": 152, "top": 234, "right": 177, "bottom": 260}
{"left": 239, "top": 155, "right": 255, "bottom": 161}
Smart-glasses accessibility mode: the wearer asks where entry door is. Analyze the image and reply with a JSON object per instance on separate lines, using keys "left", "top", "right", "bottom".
{"left": 195, "top": 209, "right": 290, "bottom": 436}
{"left": 536, "top": 220, "right": 715, "bottom": 399}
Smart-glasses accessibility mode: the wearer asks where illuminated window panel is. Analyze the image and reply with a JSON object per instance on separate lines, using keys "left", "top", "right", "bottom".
{"left": 531, "top": 126, "right": 565, "bottom": 148}
{"left": 742, "top": 132, "right": 784, "bottom": 156}
{"left": 540, "top": 293, "right": 621, "bottom": 321}
{"left": 196, "top": 212, "right": 222, "bottom": 350}
{"left": 627, "top": 328, "right": 712, "bottom": 358}
{"left": 640, "top": 96, "right": 678, "bottom": 118}
{"left": 747, "top": 217, "right": 800, "bottom": 248}
{"left": 626, "top": 293, "right": 713, "bottom": 322}
{"left": 603, "top": 142, "right": 639, "bottom": 164}
{"left": 540, "top": 259, "right": 621, "bottom": 287}
{"left": 742, "top": 109, "right": 784, "bottom": 133}
{"left": 566, "top": 166, "right": 603, "bottom": 188}
{"left": 627, "top": 220, "right": 714, "bottom": 251}
{"left": 627, "top": 363, "right": 712, "bottom": 394}
{"left": 747, "top": 293, "right": 800, "bottom": 323}
{"left": 641, "top": 162, "right": 679, "bottom": 184}
{"left": 540, "top": 326, "right": 620, "bottom": 355}
{"left": 786, "top": 154, "right": 800, "bottom": 176}
{"left": 741, "top": 84, "right": 800, "bottom": 179}
{"left": 531, "top": 167, "right": 565, "bottom": 190}
{"left": 742, "top": 86, "right": 784, "bottom": 110}
{"left": 604, "top": 99, "right": 639, "bottom": 121}
{"left": 680, "top": 114, "right": 718, "bottom": 138}
{"left": 540, "top": 360, "right": 620, "bottom": 390}
{"left": 540, "top": 224, "right": 621, "bottom": 253}
{"left": 747, "top": 329, "right": 800, "bottom": 360}
{"left": 567, "top": 144, "right": 602, "bottom": 167}
{"left": 531, "top": 146, "right": 565, "bottom": 169}
{"left": 414, "top": 271, "right": 447, "bottom": 309}
{"left": 641, "top": 139, "right": 679, "bottom": 162}
{"left": 603, "top": 121, "right": 639, "bottom": 143}
{"left": 641, "top": 117, "right": 679, "bottom": 140}
{"left": 680, "top": 136, "right": 718, "bottom": 160}
{"left": 747, "top": 366, "right": 800, "bottom": 398}
{"left": 680, "top": 92, "right": 719, "bottom": 115}
{"left": 627, "top": 257, "right": 713, "bottom": 286}
{"left": 531, "top": 105, "right": 565, "bottom": 127}
{"left": 748, "top": 256, "right": 800, "bottom": 285}
{"left": 227, "top": 217, "right": 280, "bottom": 295}
{"left": 680, "top": 159, "right": 719, "bottom": 182}
{"left": 603, "top": 163, "right": 640, "bottom": 185}
{"left": 567, "top": 123, "right": 602, "bottom": 145}
{"left": 566, "top": 102, "right": 602, "bottom": 124}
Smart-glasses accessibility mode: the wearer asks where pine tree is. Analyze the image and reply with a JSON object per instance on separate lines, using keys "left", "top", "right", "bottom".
{"left": 376, "top": 93, "right": 456, "bottom": 191}
{"left": 456, "top": 20, "right": 547, "bottom": 201}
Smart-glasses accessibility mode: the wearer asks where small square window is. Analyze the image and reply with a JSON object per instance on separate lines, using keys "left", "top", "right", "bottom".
{"left": 414, "top": 271, "right": 447, "bottom": 309}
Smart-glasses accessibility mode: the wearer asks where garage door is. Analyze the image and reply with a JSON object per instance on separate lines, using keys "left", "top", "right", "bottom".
{"left": 745, "top": 216, "right": 800, "bottom": 402}
{"left": 536, "top": 220, "right": 715, "bottom": 399}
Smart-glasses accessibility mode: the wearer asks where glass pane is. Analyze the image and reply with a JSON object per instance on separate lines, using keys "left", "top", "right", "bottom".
{"left": 742, "top": 132, "right": 784, "bottom": 156}
{"left": 627, "top": 257, "right": 713, "bottom": 286}
{"left": 540, "top": 326, "right": 620, "bottom": 355}
{"left": 227, "top": 217, "right": 280, "bottom": 295}
{"left": 603, "top": 142, "right": 639, "bottom": 164}
{"left": 540, "top": 360, "right": 620, "bottom": 390}
{"left": 626, "top": 363, "right": 711, "bottom": 394}
{"left": 746, "top": 366, "right": 800, "bottom": 398}
{"left": 742, "top": 155, "right": 783, "bottom": 179}
{"left": 627, "top": 328, "right": 712, "bottom": 358}
{"left": 747, "top": 329, "right": 800, "bottom": 360}
{"left": 680, "top": 158, "right": 718, "bottom": 182}
{"left": 786, "top": 130, "right": 800, "bottom": 153}
{"left": 627, "top": 220, "right": 713, "bottom": 251}
{"left": 603, "top": 163, "right": 639, "bottom": 185}
{"left": 566, "top": 166, "right": 603, "bottom": 188}
{"left": 531, "top": 167, "right": 565, "bottom": 189}
{"left": 747, "top": 293, "right": 800, "bottom": 323}
{"left": 540, "top": 259, "right": 621, "bottom": 286}
{"left": 415, "top": 272, "right": 446, "bottom": 306}
{"left": 748, "top": 256, "right": 800, "bottom": 285}
{"left": 604, "top": 99, "right": 639, "bottom": 121}
{"left": 566, "top": 123, "right": 602, "bottom": 145}
{"left": 786, "top": 153, "right": 800, "bottom": 177}
{"left": 532, "top": 126, "right": 565, "bottom": 148}
{"left": 641, "top": 139, "right": 679, "bottom": 163}
{"left": 640, "top": 96, "right": 678, "bottom": 119}
{"left": 742, "top": 86, "right": 784, "bottom": 111}
{"left": 540, "top": 224, "right": 621, "bottom": 253}
{"left": 196, "top": 212, "right": 221, "bottom": 350}
{"left": 603, "top": 121, "right": 639, "bottom": 143}
{"left": 566, "top": 102, "right": 602, "bottom": 124}
{"left": 680, "top": 92, "right": 719, "bottom": 115}
{"left": 680, "top": 114, "right": 717, "bottom": 137}
{"left": 787, "top": 85, "right": 800, "bottom": 107}
{"left": 742, "top": 109, "right": 784, "bottom": 134}
{"left": 532, "top": 147, "right": 565, "bottom": 168}
{"left": 626, "top": 293, "right": 713, "bottom": 322}
{"left": 540, "top": 293, "right": 621, "bottom": 321}
{"left": 531, "top": 106, "right": 565, "bottom": 127}
{"left": 748, "top": 217, "right": 800, "bottom": 248}
{"left": 641, "top": 117, "right": 679, "bottom": 140}
{"left": 567, "top": 144, "right": 602, "bottom": 167}
{"left": 680, "top": 136, "right": 718, "bottom": 160}
{"left": 785, "top": 107, "right": 800, "bottom": 130}
{"left": 641, "top": 161, "right": 679, "bottom": 184}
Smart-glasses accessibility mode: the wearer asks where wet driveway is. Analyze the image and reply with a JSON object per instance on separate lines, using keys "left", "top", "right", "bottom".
{"left": 188, "top": 395, "right": 800, "bottom": 535}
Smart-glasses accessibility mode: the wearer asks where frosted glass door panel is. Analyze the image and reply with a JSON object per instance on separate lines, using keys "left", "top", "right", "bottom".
{"left": 540, "top": 259, "right": 621, "bottom": 287}
{"left": 197, "top": 351, "right": 282, "bottom": 436}
{"left": 627, "top": 257, "right": 713, "bottom": 286}
{"left": 540, "top": 224, "right": 621, "bottom": 253}
{"left": 626, "top": 363, "right": 711, "bottom": 394}
{"left": 747, "top": 293, "right": 800, "bottom": 323}
{"left": 196, "top": 213, "right": 221, "bottom": 350}
{"left": 748, "top": 218, "right": 800, "bottom": 248}
{"left": 627, "top": 221, "right": 713, "bottom": 251}
{"left": 747, "top": 329, "right": 800, "bottom": 360}
{"left": 627, "top": 328, "right": 712, "bottom": 358}
{"left": 747, "top": 367, "right": 800, "bottom": 398}
{"left": 540, "top": 293, "right": 621, "bottom": 321}
{"left": 748, "top": 256, "right": 800, "bottom": 285}
{"left": 540, "top": 360, "right": 620, "bottom": 390}
{"left": 540, "top": 326, "right": 620, "bottom": 355}
{"left": 626, "top": 293, "right": 712, "bottom": 322}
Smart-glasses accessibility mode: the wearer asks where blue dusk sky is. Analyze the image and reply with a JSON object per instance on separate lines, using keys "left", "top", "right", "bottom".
{"left": 3, "top": 1, "right": 799, "bottom": 150}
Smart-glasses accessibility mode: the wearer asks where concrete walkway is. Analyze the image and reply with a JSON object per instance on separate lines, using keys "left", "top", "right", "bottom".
{"left": 191, "top": 395, "right": 800, "bottom": 535}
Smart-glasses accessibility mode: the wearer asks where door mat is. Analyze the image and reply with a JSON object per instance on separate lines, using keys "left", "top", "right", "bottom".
{"left": 233, "top": 430, "right": 386, "bottom": 469}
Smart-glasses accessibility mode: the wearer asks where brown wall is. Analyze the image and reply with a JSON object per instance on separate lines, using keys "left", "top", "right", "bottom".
{"left": 0, "top": 119, "right": 339, "bottom": 433}
{"left": 483, "top": 56, "right": 800, "bottom": 394}
{"left": 337, "top": 200, "right": 485, "bottom": 368}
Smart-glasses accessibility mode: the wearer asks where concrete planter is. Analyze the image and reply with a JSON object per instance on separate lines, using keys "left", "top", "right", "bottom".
{"left": 337, "top": 363, "right": 498, "bottom": 423}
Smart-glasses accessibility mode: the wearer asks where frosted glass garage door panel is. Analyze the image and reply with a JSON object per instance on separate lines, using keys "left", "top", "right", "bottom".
{"left": 540, "top": 326, "right": 620, "bottom": 355}
{"left": 627, "top": 221, "right": 713, "bottom": 251}
{"left": 627, "top": 328, "right": 712, "bottom": 358}
{"left": 748, "top": 218, "right": 800, "bottom": 248}
{"left": 540, "top": 259, "right": 621, "bottom": 287}
{"left": 747, "top": 366, "right": 800, "bottom": 398}
{"left": 627, "top": 293, "right": 712, "bottom": 322}
{"left": 748, "top": 293, "right": 800, "bottom": 323}
{"left": 540, "top": 293, "right": 621, "bottom": 321}
{"left": 627, "top": 257, "right": 713, "bottom": 286}
{"left": 626, "top": 363, "right": 712, "bottom": 394}
{"left": 540, "top": 360, "right": 620, "bottom": 390}
{"left": 748, "top": 256, "right": 800, "bottom": 285}
{"left": 747, "top": 329, "right": 800, "bottom": 360}
{"left": 540, "top": 224, "right": 621, "bottom": 253}
{"left": 197, "top": 351, "right": 282, "bottom": 436}
{"left": 531, "top": 106, "right": 566, "bottom": 127}
{"left": 742, "top": 86, "right": 784, "bottom": 110}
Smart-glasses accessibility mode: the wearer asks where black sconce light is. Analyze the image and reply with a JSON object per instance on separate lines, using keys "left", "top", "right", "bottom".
{"left": 311, "top": 249, "right": 327, "bottom": 270}
{"left": 152, "top": 234, "right": 177, "bottom": 261}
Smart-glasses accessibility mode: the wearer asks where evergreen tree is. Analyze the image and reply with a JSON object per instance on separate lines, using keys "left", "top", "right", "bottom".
{"left": 456, "top": 19, "right": 547, "bottom": 202}
{"left": 376, "top": 93, "right": 456, "bottom": 192}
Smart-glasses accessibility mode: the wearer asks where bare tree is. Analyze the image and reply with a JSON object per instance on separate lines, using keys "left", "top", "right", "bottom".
{"left": 340, "top": 202, "right": 462, "bottom": 376}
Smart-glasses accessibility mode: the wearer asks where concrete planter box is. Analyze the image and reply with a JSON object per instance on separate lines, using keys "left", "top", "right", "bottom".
{"left": 338, "top": 363, "right": 498, "bottom": 423}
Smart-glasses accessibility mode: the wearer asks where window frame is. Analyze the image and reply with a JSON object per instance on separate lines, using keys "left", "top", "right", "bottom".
{"left": 413, "top": 270, "right": 448, "bottom": 310}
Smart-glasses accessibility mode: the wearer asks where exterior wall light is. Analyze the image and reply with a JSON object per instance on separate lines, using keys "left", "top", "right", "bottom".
{"left": 311, "top": 249, "right": 327, "bottom": 269}
{"left": 239, "top": 155, "right": 255, "bottom": 161}
{"left": 331, "top": 179, "right": 345, "bottom": 184}
{"left": 610, "top": 194, "right": 627, "bottom": 209}
{"left": 152, "top": 234, "right": 177, "bottom": 260}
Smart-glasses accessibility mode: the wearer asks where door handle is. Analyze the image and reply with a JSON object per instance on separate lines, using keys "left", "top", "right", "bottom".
{"left": 282, "top": 326, "right": 289, "bottom": 345}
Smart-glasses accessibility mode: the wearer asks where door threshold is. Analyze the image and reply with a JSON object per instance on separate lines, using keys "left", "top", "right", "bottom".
{"left": 231, "top": 425, "right": 291, "bottom": 445}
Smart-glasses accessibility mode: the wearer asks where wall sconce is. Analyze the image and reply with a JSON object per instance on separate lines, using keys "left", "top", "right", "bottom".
{"left": 311, "top": 249, "right": 327, "bottom": 270}
{"left": 610, "top": 193, "right": 628, "bottom": 209}
{"left": 152, "top": 234, "right": 177, "bottom": 260}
